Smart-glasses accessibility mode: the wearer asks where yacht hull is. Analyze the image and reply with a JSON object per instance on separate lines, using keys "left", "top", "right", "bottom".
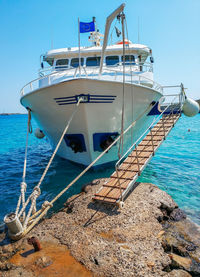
{"left": 20, "top": 78, "right": 162, "bottom": 166}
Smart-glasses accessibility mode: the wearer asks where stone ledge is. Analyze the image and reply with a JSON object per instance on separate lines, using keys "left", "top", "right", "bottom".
{"left": 0, "top": 181, "right": 199, "bottom": 277}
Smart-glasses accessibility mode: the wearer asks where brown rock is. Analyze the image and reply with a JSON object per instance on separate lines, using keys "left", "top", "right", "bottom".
{"left": 157, "top": 230, "right": 165, "bottom": 239}
{"left": 167, "top": 269, "right": 192, "bottom": 276}
{"left": 147, "top": 261, "right": 155, "bottom": 268}
{"left": 162, "top": 218, "right": 200, "bottom": 276}
{"left": 169, "top": 253, "right": 192, "bottom": 269}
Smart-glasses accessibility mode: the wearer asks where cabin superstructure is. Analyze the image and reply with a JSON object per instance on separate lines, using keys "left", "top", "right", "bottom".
{"left": 34, "top": 39, "right": 156, "bottom": 93}
{"left": 41, "top": 41, "right": 154, "bottom": 78}
{"left": 42, "top": 41, "right": 153, "bottom": 70}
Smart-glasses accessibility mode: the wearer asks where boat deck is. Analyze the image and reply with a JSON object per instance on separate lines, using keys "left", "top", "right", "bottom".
{"left": 93, "top": 113, "right": 181, "bottom": 205}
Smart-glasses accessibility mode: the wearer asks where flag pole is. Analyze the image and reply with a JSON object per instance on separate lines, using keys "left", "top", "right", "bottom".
{"left": 78, "top": 17, "right": 81, "bottom": 76}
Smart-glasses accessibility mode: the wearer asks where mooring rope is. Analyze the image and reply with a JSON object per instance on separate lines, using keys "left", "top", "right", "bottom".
{"left": 17, "top": 97, "right": 83, "bottom": 228}
{"left": 16, "top": 108, "right": 32, "bottom": 220}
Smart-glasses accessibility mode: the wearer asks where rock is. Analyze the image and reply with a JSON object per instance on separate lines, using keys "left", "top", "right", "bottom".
{"left": 170, "top": 209, "right": 186, "bottom": 222}
{"left": 147, "top": 261, "right": 155, "bottom": 268}
{"left": 167, "top": 269, "right": 192, "bottom": 277}
{"left": 81, "top": 184, "right": 92, "bottom": 193}
{"left": 185, "top": 243, "right": 197, "bottom": 252}
{"left": 91, "top": 179, "right": 100, "bottom": 186}
{"left": 162, "top": 218, "right": 200, "bottom": 276}
{"left": 34, "top": 256, "right": 53, "bottom": 268}
{"left": 0, "top": 261, "right": 17, "bottom": 271}
{"left": 63, "top": 200, "right": 75, "bottom": 213}
{"left": 66, "top": 202, "right": 74, "bottom": 214}
{"left": 1, "top": 182, "right": 200, "bottom": 277}
{"left": 162, "top": 218, "right": 200, "bottom": 272}
{"left": 169, "top": 253, "right": 192, "bottom": 270}
{"left": 157, "top": 230, "right": 165, "bottom": 239}
{"left": 1, "top": 268, "right": 35, "bottom": 277}
{"left": 160, "top": 197, "right": 178, "bottom": 213}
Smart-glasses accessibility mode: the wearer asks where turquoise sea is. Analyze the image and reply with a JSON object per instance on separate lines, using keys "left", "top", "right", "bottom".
{"left": 0, "top": 114, "right": 199, "bottom": 225}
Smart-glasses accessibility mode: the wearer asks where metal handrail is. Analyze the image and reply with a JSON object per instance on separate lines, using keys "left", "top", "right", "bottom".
{"left": 115, "top": 87, "right": 184, "bottom": 170}
{"left": 102, "top": 68, "right": 161, "bottom": 91}
{"left": 38, "top": 61, "right": 153, "bottom": 75}
{"left": 20, "top": 63, "right": 159, "bottom": 96}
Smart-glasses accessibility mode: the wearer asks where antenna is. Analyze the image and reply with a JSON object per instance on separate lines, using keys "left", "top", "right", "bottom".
{"left": 51, "top": 27, "right": 54, "bottom": 49}
{"left": 138, "top": 16, "right": 140, "bottom": 44}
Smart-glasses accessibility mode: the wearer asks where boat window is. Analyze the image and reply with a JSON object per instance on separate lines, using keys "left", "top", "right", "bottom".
{"left": 86, "top": 57, "right": 101, "bottom": 67}
{"left": 122, "top": 55, "right": 135, "bottom": 65}
{"left": 55, "top": 59, "right": 69, "bottom": 70}
{"left": 43, "top": 56, "right": 54, "bottom": 66}
{"left": 71, "top": 58, "right": 84, "bottom": 68}
{"left": 106, "top": 56, "right": 119, "bottom": 66}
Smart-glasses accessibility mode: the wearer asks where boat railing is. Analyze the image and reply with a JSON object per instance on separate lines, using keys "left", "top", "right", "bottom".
{"left": 98, "top": 67, "right": 161, "bottom": 92}
{"left": 38, "top": 61, "right": 153, "bottom": 76}
{"left": 20, "top": 62, "right": 157, "bottom": 96}
{"left": 115, "top": 85, "right": 185, "bottom": 171}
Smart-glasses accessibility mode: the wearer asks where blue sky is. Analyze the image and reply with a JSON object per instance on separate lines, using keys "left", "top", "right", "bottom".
{"left": 1, "top": 0, "right": 200, "bottom": 113}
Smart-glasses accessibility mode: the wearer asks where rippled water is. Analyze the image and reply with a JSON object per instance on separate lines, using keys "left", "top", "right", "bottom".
{"left": 0, "top": 114, "right": 199, "bottom": 225}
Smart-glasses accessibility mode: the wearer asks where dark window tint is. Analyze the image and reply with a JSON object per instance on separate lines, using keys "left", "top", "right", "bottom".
{"left": 55, "top": 59, "right": 69, "bottom": 70}
{"left": 56, "top": 59, "right": 69, "bottom": 66}
{"left": 106, "top": 56, "right": 119, "bottom": 66}
{"left": 71, "top": 58, "right": 84, "bottom": 68}
{"left": 86, "top": 57, "right": 101, "bottom": 66}
{"left": 43, "top": 56, "right": 54, "bottom": 66}
{"left": 122, "top": 55, "right": 135, "bottom": 64}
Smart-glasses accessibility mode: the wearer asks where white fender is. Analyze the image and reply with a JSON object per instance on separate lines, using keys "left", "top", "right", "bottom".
{"left": 34, "top": 128, "right": 45, "bottom": 139}
{"left": 182, "top": 98, "right": 199, "bottom": 117}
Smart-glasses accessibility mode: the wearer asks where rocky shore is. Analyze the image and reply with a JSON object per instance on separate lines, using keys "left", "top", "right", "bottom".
{"left": 0, "top": 180, "right": 200, "bottom": 277}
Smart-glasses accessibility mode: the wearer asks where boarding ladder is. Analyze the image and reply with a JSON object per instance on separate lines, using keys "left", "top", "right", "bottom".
{"left": 93, "top": 103, "right": 182, "bottom": 205}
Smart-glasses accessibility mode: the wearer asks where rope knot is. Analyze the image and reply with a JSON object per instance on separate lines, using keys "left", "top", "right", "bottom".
{"left": 34, "top": 187, "right": 41, "bottom": 197}
{"left": 30, "top": 187, "right": 41, "bottom": 201}
{"left": 42, "top": 201, "right": 53, "bottom": 210}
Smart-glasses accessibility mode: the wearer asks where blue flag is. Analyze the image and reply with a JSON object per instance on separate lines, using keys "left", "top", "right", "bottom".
{"left": 80, "top": 21, "right": 95, "bottom": 33}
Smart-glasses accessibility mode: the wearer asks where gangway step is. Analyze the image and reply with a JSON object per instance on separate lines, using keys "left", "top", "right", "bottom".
{"left": 93, "top": 113, "right": 180, "bottom": 205}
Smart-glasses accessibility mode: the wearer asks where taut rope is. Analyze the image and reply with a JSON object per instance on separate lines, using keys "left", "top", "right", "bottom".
{"left": 16, "top": 108, "right": 32, "bottom": 220}
{"left": 15, "top": 97, "right": 83, "bottom": 233}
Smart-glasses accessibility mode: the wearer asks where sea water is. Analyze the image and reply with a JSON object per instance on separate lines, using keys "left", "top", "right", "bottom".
{"left": 0, "top": 114, "right": 199, "bottom": 225}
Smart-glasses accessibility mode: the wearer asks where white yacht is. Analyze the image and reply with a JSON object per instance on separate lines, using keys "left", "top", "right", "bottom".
{"left": 20, "top": 4, "right": 163, "bottom": 167}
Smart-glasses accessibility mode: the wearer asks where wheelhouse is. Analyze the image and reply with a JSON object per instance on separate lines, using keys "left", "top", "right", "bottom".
{"left": 41, "top": 41, "right": 154, "bottom": 74}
